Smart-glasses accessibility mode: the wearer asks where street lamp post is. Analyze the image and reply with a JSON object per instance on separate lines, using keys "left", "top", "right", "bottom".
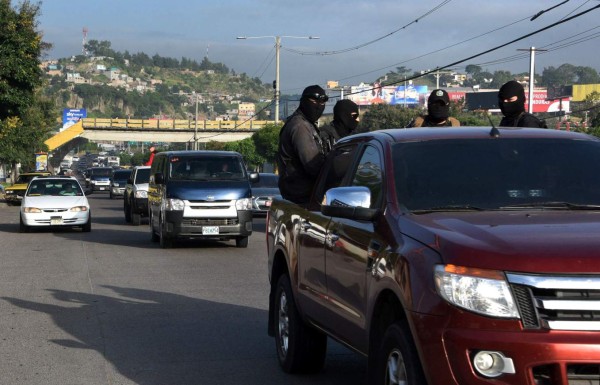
{"left": 237, "top": 35, "right": 319, "bottom": 123}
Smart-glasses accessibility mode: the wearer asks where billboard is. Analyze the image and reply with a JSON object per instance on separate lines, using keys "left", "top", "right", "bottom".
{"left": 465, "top": 90, "right": 570, "bottom": 113}
{"left": 35, "top": 153, "right": 48, "bottom": 171}
{"left": 62, "top": 108, "right": 87, "bottom": 131}
{"left": 347, "top": 83, "right": 429, "bottom": 106}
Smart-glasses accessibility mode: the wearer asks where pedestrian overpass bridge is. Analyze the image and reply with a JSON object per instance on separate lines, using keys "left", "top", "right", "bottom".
{"left": 44, "top": 117, "right": 274, "bottom": 152}
{"left": 43, "top": 117, "right": 275, "bottom": 170}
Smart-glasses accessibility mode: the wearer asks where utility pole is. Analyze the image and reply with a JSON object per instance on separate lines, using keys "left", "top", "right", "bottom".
{"left": 237, "top": 35, "right": 319, "bottom": 123}
{"left": 194, "top": 94, "right": 198, "bottom": 150}
{"left": 518, "top": 47, "right": 547, "bottom": 113}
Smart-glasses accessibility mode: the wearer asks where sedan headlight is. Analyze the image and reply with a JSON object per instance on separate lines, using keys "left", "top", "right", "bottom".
{"left": 235, "top": 198, "right": 252, "bottom": 210}
{"left": 23, "top": 207, "right": 42, "bottom": 213}
{"left": 135, "top": 190, "right": 147, "bottom": 198}
{"left": 70, "top": 206, "right": 89, "bottom": 212}
{"left": 434, "top": 265, "right": 519, "bottom": 318}
{"left": 165, "top": 198, "right": 184, "bottom": 211}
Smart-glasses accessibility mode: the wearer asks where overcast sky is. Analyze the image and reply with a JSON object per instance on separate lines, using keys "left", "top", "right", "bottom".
{"left": 38, "top": 0, "right": 600, "bottom": 93}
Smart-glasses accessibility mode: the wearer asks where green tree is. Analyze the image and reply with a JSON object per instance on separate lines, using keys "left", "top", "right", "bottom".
{"left": 361, "top": 104, "right": 420, "bottom": 131}
{"left": 252, "top": 123, "right": 281, "bottom": 166}
{"left": 0, "top": 0, "right": 46, "bottom": 120}
{"left": 0, "top": 0, "right": 53, "bottom": 174}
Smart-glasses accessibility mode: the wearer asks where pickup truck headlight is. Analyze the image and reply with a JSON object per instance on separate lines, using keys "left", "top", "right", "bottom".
{"left": 434, "top": 265, "right": 519, "bottom": 318}
{"left": 135, "top": 190, "right": 147, "bottom": 198}
{"left": 165, "top": 198, "right": 184, "bottom": 211}
{"left": 235, "top": 198, "right": 252, "bottom": 210}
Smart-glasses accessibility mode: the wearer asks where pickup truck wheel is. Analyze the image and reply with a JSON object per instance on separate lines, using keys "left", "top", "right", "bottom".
{"left": 124, "top": 199, "right": 132, "bottom": 223}
{"left": 274, "top": 275, "right": 327, "bottom": 374}
{"left": 132, "top": 211, "right": 141, "bottom": 226}
{"left": 376, "top": 322, "right": 426, "bottom": 385}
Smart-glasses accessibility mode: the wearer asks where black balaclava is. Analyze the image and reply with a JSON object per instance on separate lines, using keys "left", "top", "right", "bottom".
{"left": 498, "top": 80, "right": 526, "bottom": 118}
{"left": 428, "top": 102, "right": 449, "bottom": 123}
{"left": 427, "top": 89, "right": 450, "bottom": 123}
{"left": 299, "top": 85, "right": 327, "bottom": 123}
{"left": 333, "top": 99, "right": 359, "bottom": 136}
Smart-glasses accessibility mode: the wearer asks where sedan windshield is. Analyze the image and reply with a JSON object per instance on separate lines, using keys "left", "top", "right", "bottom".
{"left": 393, "top": 138, "right": 600, "bottom": 212}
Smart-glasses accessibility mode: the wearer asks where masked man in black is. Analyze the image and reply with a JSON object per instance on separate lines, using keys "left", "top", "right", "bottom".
{"left": 498, "top": 80, "right": 547, "bottom": 128}
{"left": 276, "top": 85, "right": 329, "bottom": 205}
{"left": 407, "top": 89, "right": 460, "bottom": 127}
{"left": 319, "top": 99, "right": 360, "bottom": 154}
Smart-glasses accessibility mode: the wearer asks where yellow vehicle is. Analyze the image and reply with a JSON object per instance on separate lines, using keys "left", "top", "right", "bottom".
{"left": 4, "top": 171, "right": 52, "bottom": 205}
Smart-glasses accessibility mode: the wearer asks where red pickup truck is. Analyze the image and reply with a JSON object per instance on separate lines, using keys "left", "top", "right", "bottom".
{"left": 266, "top": 127, "right": 600, "bottom": 385}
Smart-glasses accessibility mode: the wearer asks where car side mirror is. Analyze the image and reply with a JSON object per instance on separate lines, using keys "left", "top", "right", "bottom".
{"left": 321, "top": 186, "right": 380, "bottom": 221}
{"left": 249, "top": 172, "right": 259, "bottom": 183}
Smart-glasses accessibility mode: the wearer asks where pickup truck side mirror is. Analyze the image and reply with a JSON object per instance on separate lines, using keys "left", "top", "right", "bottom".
{"left": 248, "top": 172, "right": 259, "bottom": 183}
{"left": 154, "top": 172, "right": 164, "bottom": 185}
{"left": 321, "top": 186, "right": 380, "bottom": 221}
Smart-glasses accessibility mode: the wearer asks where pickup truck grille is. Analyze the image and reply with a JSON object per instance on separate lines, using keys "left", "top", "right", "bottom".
{"left": 507, "top": 273, "right": 600, "bottom": 331}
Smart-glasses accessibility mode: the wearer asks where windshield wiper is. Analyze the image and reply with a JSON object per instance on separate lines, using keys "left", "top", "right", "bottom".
{"left": 412, "top": 205, "right": 488, "bottom": 213}
{"left": 500, "top": 202, "right": 600, "bottom": 210}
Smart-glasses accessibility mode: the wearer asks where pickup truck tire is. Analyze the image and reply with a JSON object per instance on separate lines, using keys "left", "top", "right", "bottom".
{"left": 274, "top": 274, "right": 327, "bottom": 374}
{"left": 124, "top": 199, "right": 132, "bottom": 223}
{"left": 376, "top": 322, "right": 426, "bottom": 385}
{"left": 132, "top": 212, "right": 141, "bottom": 226}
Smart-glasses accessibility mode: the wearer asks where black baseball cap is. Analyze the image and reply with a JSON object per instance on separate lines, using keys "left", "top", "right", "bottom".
{"left": 428, "top": 89, "right": 450, "bottom": 105}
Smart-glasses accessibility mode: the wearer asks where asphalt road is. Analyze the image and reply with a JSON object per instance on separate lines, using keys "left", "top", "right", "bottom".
{"left": 0, "top": 195, "right": 367, "bottom": 385}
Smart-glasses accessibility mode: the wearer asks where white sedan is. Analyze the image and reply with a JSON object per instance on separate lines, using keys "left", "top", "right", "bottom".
{"left": 19, "top": 176, "right": 91, "bottom": 232}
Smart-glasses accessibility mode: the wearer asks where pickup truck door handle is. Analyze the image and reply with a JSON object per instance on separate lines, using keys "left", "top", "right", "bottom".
{"left": 300, "top": 220, "right": 312, "bottom": 231}
{"left": 325, "top": 233, "right": 339, "bottom": 248}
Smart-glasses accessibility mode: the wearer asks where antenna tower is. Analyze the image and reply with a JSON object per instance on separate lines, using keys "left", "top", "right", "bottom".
{"left": 82, "top": 27, "right": 88, "bottom": 56}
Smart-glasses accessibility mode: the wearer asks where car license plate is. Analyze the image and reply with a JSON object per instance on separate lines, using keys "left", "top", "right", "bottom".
{"left": 50, "top": 216, "right": 63, "bottom": 225}
{"left": 202, "top": 226, "right": 219, "bottom": 235}
{"left": 99, "top": 187, "right": 105, "bottom": 190}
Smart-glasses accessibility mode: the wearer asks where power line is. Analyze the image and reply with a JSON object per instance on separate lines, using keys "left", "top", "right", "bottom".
{"left": 281, "top": 0, "right": 453, "bottom": 56}
{"left": 342, "top": 3, "right": 600, "bottom": 98}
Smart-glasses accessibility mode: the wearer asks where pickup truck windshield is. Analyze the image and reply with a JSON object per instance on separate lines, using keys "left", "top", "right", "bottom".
{"left": 169, "top": 156, "right": 246, "bottom": 181}
{"left": 393, "top": 138, "right": 600, "bottom": 211}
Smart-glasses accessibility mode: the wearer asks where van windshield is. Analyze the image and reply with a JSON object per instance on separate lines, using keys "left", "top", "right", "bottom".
{"left": 169, "top": 156, "right": 247, "bottom": 181}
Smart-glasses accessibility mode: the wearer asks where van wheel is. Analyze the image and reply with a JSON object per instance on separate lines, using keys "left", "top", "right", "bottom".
{"left": 159, "top": 216, "right": 172, "bottom": 248}
{"left": 375, "top": 322, "right": 426, "bottom": 385}
{"left": 274, "top": 274, "right": 327, "bottom": 373}
{"left": 235, "top": 236, "right": 248, "bottom": 248}
{"left": 150, "top": 212, "right": 159, "bottom": 242}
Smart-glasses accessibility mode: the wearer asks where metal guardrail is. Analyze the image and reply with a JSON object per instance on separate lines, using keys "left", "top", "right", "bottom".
{"left": 81, "top": 118, "right": 273, "bottom": 130}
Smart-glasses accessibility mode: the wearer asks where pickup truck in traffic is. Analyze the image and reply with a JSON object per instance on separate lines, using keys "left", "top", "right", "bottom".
{"left": 266, "top": 127, "right": 600, "bottom": 385}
